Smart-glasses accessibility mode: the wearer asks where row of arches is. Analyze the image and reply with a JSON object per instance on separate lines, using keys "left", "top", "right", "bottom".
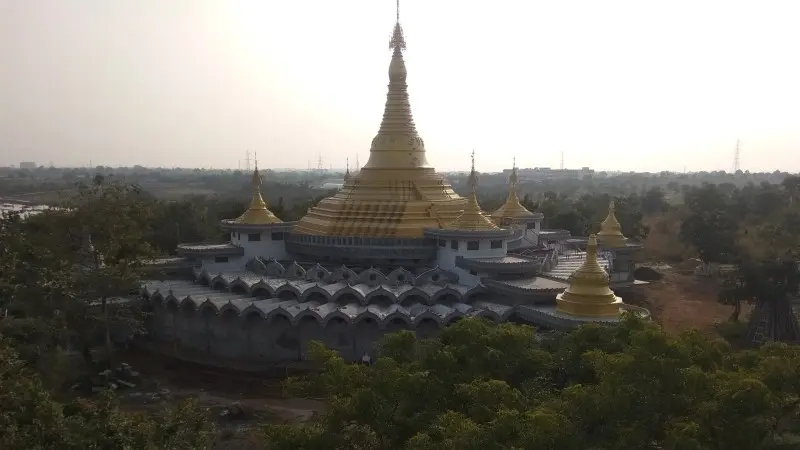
{"left": 199, "top": 262, "right": 460, "bottom": 288}
{"left": 189, "top": 277, "right": 489, "bottom": 307}
{"left": 146, "top": 302, "right": 490, "bottom": 362}
{"left": 143, "top": 293, "right": 509, "bottom": 329}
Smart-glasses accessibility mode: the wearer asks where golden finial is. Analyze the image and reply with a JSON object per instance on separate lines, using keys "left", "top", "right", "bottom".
{"left": 509, "top": 157, "right": 519, "bottom": 187}
{"left": 448, "top": 151, "right": 498, "bottom": 231}
{"left": 232, "top": 158, "right": 283, "bottom": 225}
{"left": 597, "top": 199, "right": 627, "bottom": 248}
{"left": 467, "top": 149, "right": 478, "bottom": 193}
{"left": 390, "top": 0, "right": 406, "bottom": 50}
{"left": 490, "top": 157, "right": 534, "bottom": 224}
{"left": 556, "top": 234, "right": 622, "bottom": 317}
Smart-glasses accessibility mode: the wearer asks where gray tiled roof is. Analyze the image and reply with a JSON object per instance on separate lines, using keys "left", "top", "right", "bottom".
{"left": 142, "top": 281, "right": 512, "bottom": 328}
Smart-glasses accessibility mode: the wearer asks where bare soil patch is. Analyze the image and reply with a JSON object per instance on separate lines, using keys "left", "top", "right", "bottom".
{"left": 637, "top": 269, "right": 750, "bottom": 334}
{"left": 109, "top": 348, "right": 324, "bottom": 447}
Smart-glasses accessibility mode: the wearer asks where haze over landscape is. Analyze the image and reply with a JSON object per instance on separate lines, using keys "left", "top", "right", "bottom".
{"left": 1, "top": 0, "right": 799, "bottom": 172}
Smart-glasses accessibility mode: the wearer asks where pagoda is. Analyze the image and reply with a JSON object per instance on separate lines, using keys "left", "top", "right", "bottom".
{"left": 556, "top": 234, "right": 623, "bottom": 317}
{"left": 292, "top": 3, "right": 466, "bottom": 238}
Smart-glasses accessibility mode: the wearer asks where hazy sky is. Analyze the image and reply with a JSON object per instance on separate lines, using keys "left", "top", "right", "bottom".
{"left": 1, "top": 0, "right": 799, "bottom": 172}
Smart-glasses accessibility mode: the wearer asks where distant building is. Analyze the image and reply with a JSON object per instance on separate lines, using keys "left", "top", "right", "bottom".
{"left": 19, "top": 161, "right": 36, "bottom": 170}
{"left": 503, "top": 166, "right": 594, "bottom": 181}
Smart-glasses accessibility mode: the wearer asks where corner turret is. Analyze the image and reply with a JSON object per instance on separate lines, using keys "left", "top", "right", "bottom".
{"left": 231, "top": 165, "right": 282, "bottom": 225}
{"left": 596, "top": 200, "right": 627, "bottom": 248}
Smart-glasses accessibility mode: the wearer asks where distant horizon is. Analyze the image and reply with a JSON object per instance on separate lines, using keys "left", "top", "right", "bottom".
{"left": 2, "top": 1, "right": 798, "bottom": 172}
{"left": 2, "top": 163, "right": 794, "bottom": 176}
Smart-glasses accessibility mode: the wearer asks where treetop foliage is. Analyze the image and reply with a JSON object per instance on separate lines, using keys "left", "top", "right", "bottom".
{"left": 263, "top": 317, "right": 800, "bottom": 450}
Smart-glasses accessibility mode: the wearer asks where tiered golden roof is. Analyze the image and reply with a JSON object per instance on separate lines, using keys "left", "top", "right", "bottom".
{"left": 491, "top": 159, "right": 536, "bottom": 224}
{"left": 292, "top": 3, "right": 466, "bottom": 238}
{"left": 596, "top": 200, "right": 627, "bottom": 248}
{"left": 231, "top": 166, "right": 283, "bottom": 225}
{"left": 556, "top": 234, "right": 622, "bottom": 317}
{"left": 448, "top": 152, "right": 498, "bottom": 231}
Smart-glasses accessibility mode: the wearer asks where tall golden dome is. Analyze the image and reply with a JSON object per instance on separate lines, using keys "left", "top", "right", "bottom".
{"left": 292, "top": 4, "right": 466, "bottom": 238}
{"left": 230, "top": 165, "right": 282, "bottom": 225}
{"left": 491, "top": 158, "right": 536, "bottom": 224}
{"left": 556, "top": 235, "right": 622, "bottom": 317}
{"left": 596, "top": 200, "right": 627, "bottom": 248}
{"left": 448, "top": 152, "right": 498, "bottom": 231}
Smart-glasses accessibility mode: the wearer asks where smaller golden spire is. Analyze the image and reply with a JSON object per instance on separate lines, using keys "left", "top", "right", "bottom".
{"left": 232, "top": 161, "right": 283, "bottom": 225}
{"left": 448, "top": 151, "right": 498, "bottom": 231}
{"left": 597, "top": 200, "right": 627, "bottom": 248}
{"left": 556, "top": 234, "right": 622, "bottom": 317}
{"left": 491, "top": 157, "right": 535, "bottom": 223}
{"left": 344, "top": 158, "right": 351, "bottom": 182}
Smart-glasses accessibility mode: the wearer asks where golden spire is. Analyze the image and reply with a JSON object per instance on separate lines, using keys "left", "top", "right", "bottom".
{"left": 344, "top": 158, "right": 351, "bottom": 182}
{"left": 291, "top": 1, "right": 467, "bottom": 238}
{"left": 363, "top": 0, "right": 429, "bottom": 170}
{"left": 491, "top": 157, "right": 535, "bottom": 223}
{"left": 449, "top": 151, "right": 498, "bottom": 231}
{"left": 556, "top": 234, "right": 622, "bottom": 317}
{"left": 597, "top": 200, "right": 627, "bottom": 248}
{"left": 232, "top": 161, "right": 283, "bottom": 225}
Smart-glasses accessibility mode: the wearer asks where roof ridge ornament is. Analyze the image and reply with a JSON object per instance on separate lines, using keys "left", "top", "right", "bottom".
{"left": 447, "top": 151, "right": 499, "bottom": 231}
{"left": 389, "top": 0, "right": 406, "bottom": 50}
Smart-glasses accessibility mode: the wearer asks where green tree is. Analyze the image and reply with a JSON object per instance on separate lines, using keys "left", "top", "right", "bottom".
{"left": 0, "top": 337, "right": 215, "bottom": 450}
{"left": 261, "top": 317, "right": 800, "bottom": 449}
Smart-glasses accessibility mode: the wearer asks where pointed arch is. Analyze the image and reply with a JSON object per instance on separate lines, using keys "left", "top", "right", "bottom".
{"left": 397, "top": 287, "right": 432, "bottom": 305}
{"left": 198, "top": 270, "right": 213, "bottom": 286}
{"left": 293, "top": 309, "right": 324, "bottom": 326}
{"left": 412, "top": 309, "right": 444, "bottom": 327}
{"left": 219, "top": 301, "right": 244, "bottom": 317}
{"left": 266, "top": 307, "right": 294, "bottom": 324}
{"left": 332, "top": 285, "right": 367, "bottom": 305}
{"left": 265, "top": 259, "right": 286, "bottom": 277}
{"left": 386, "top": 267, "right": 415, "bottom": 285}
{"left": 180, "top": 295, "right": 203, "bottom": 311}
{"left": 274, "top": 283, "right": 302, "bottom": 301}
{"left": 149, "top": 291, "right": 166, "bottom": 305}
{"left": 210, "top": 275, "right": 228, "bottom": 290}
{"left": 305, "top": 263, "right": 330, "bottom": 282}
{"left": 330, "top": 265, "right": 358, "bottom": 284}
{"left": 240, "top": 304, "right": 266, "bottom": 319}
{"left": 301, "top": 285, "right": 333, "bottom": 303}
{"left": 197, "top": 299, "right": 219, "bottom": 316}
{"left": 416, "top": 266, "right": 459, "bottom": 286}
{"left": 381, "top": 310, "right": 414, "bottom": 329}
{"left": 431, "top": 287, "right": 464, "bottom": 304}
{"left": 358, "top": 267, "right": 388, "bottom": 286}
{"left": 365, "top": 286, "right": 399, "bottom": 305}
{"left": 322, "top": 310, "right": 354, "bottom": 327}
{"left": 354, "top": 310, "right": 382, "bottom": 326}
{"left": 443, "top": 310, "right": 467, "bottom": 325}
{"left": 249, "top": 281, "right": 274, "bottom": 299}
{"left": 229, "top": 279, "right": 250, "bottom": 295}
{"left": 164, "top": 294, "right": 181, "bottom": 311}
{"left": 285, "top": 261, "right": 307, "bottom": 280}
{"left": 245, "top": 257, "right": 268, "bottom": 275}
{"left": 463, "top": 287, "right": 491, "bottom": 303}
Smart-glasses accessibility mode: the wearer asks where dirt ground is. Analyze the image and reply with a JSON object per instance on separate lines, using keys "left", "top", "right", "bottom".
{"left": 109, "top": 349, "right": 324, "bottom": 447}
{"left": 634, "top": 268, "right": 748, "bottom": 334}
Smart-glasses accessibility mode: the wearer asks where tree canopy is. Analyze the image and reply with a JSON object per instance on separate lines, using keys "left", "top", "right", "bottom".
{"left": 263, "top": 317, "right": 800, "bottom": 450}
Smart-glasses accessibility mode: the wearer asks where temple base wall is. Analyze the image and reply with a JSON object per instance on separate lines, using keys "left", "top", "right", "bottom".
{"left": 146, "top": 309, "right": 445, "bottom": 363}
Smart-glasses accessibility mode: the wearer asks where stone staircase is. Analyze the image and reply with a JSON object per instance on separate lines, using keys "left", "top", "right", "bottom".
{"left": 542, "top": 252, "right": 610, "bottom": 281}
